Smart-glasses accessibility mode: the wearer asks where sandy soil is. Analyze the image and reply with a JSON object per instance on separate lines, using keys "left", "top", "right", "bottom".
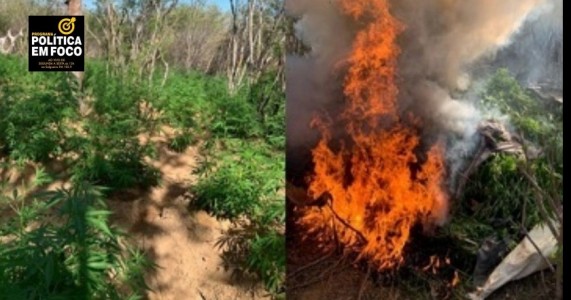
{"left": 107, "top": 131, "right": 268, "bottom": 300}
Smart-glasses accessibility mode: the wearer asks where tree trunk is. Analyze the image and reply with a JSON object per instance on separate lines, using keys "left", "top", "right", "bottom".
{"left": 0, "top": 28, "right": 24, "bottom": 54}
{"left": 66, "top": 0, "right": 88, "bottom": 115}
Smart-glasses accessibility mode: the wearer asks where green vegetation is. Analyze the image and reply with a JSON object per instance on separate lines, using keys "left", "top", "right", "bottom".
{"left": 190, "top": 80, "right": 285, "bottom": 294}
{"left": 0, "top": 168, "right": 151, "bottom": 300}
{"left": 2, "top": 1, "right": 287, "bottom": 297}
{"left": 449, "top": 69, "right": 562, "bottom": 276}
{"left": 71, "top": 62, "right": 161, "bottom": 190}
{"left": 1, "top": 51, "right": 285, "bottom": 297}
{"left": 147, "top": 67, "right": 285, "bottom": 294}
{"left": 194, "top": 139, "right": 285, "bottom": 293}
{"left": 0, "top": 57, "right": 160, "bottom": 191}
{"left": 148, "top": 67, "right": 286, "bottom": 293}
{"left": 0, "top": 56, "right": 75, "bottom": 162}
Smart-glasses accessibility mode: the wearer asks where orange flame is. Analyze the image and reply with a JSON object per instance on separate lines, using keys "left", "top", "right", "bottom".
{"left": 450, "top": 270, "right": 460, "bottom": 287}
{"left": 298, "top": 0, "right": 448, "bottom": 270}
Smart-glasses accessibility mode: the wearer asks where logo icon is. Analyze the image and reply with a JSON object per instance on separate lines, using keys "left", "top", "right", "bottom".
{"left": 58, "top": 17, "right": 76, "bottom": 35}
{"left": 29, "top": 15, "right": 84, "bottom": 71}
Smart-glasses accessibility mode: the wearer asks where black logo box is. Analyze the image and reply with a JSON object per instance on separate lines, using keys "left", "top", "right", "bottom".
{"left": 28, "top": 16, "right": 84, "bottom": 72}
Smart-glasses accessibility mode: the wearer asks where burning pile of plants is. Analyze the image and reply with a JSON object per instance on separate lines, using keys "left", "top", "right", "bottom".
{"left": 285, "top": 0, "right": 562, "bottom": 298}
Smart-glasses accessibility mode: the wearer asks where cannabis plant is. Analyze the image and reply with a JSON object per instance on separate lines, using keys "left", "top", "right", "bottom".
{"left": 0, "top": 168, "right": 152, "bottom": 299}
{"left": 193, "top": 138, "right": 285, "bottom": 295}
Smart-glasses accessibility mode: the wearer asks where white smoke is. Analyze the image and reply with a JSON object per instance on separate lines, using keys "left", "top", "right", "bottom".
{"left": 285, "top": 0, "right": 558, "bottom": 190}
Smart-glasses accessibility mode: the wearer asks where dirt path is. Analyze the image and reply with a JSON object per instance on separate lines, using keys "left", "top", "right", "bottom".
{"left": 107, "top": 131, "right": 268, "bottom": 300}
{"left": 1, "top": 128, "right": 267, "bottom": 299}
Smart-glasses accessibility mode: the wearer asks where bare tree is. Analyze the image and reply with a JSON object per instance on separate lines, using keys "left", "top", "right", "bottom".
{"left": 92, "top": 0, "right": 177, "bottom": 85}
{"left": 64, "top": 0, "right": 92, "bottom": 115}
{"left": 166, "top": 3, "right": 226, "bottom": 73}
{"left": 0, "top": 29, "right": 24, "bottom": 54}
{"left": 66, "top": 1, "right": 84, "bottom": 82}
{"left": 225, "top": 0, "right": 285, "bottom": 93}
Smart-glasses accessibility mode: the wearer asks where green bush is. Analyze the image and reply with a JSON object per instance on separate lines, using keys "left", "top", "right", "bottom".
{"left": 187, "top": 71, "right": 285, "bottom": 295}
{"left": 193, "top": 139, "right": 282, "bottom": 220}
{"left": 482, "top": 69, "right": 562, "bottom": 145}
{"left": 455, "top": 69, "right": 562, "bottom": 246}
{"left": 209, "top": 72, "right": 285, "bottom": 144}
{"left": 153, "top": 71, "right": 271, "bottom": 148}
{"left": 153, "top": 72, "right": 208, "bottom": 130}
{"left": 0, "top": 55, "right": 76, "bottom": 161}
{"left": 193, "top": 138, "right": 285, "bottom": 294}
{"left": 70, "top": 62, "right": 160, "bottom": 190}
{"left": 151, "top": 72, "right": 212, "bottom": 152}
{"left": 70, "top": 116, "right": 160, "bottom": 191}
{"left": 250, "top": 71, "right": 285, "bottom": 149}
{"left": 0, "top": 57, "right": 159, "bottom": 191}
{"left": 0, "top": 176, "right": 152, "bottom": 299}
{"left": 245, "top": 215, "right": 285, "bottom": 293}
{"left": 167, "top": 133, "right": 194, "bottom": 152}
{"left": 459, "top": 154, "right": 541, "bottom": 239}
{"left": 151, "top": 69, "right": 284, "bottom": 149}
{"left": 217, "top": 222, "right": 285, "bottom": 294}
{"left": 208, "top": 87, "right": 263, "bottom": 139}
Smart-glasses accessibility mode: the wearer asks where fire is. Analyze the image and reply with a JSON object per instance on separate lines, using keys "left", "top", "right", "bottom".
{"left": 450, "top": 270, "right": 460, "bottom": 287}
{"left": 422, "top": 255, "right": 450, "bottom": 275}
{"left": 297, "top": 0, "right": 448, "bottom": 270}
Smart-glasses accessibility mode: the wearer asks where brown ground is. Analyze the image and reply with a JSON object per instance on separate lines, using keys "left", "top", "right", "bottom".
{"left": 286, "top": 233, "right": 557, "bottom": 300}
{"left": 107, "top": 130, "right": 269, "bottom": 300}
{"left": 288, "top": 255, "right": 556, "bottom": 300}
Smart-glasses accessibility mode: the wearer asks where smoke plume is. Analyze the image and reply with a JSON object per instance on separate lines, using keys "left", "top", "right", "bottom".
{"left": 286, "top": 0, "right": 555, "bottom": 187}
{"left": 392, "top": 0, "right": 548, "bottom": 130}
{"left": 285, "top": 0, "right": 352, "bottom": 154}
{"left": 488, "top": 0, "right": 562, "bottom": 89}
